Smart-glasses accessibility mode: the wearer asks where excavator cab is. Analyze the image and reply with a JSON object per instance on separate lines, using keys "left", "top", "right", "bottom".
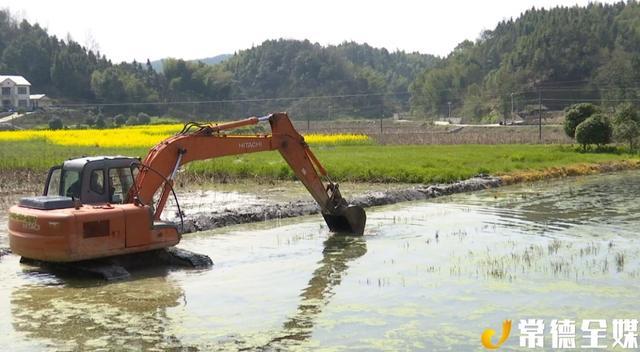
{"left": 9, "top": 156, "right": 181, "bottom": 263}
{"left": 42, "top": 156, "right": 139, "bottom": 205}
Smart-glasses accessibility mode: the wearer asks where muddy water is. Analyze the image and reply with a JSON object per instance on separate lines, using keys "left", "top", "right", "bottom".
{"left": 1, "top": 171, "right": 640, "bottom": 351}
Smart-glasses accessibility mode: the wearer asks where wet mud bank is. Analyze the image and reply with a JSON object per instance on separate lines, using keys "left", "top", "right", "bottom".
{"left": 179, "top": 160, "right": 640, "bottom": 233}
{"left": 180, "top": 176, "right": 502, "bottom": 233}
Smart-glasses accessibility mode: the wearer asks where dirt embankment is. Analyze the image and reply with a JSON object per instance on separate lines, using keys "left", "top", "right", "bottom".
{"left": 180, "top": 176, "right": 502, "bottom": 233}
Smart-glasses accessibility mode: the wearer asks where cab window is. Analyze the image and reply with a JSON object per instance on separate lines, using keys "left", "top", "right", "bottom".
{"left": 90, "top": 169, "right": 105, "bottom": 194}
{"left": 62, "top": 170, "right": 81, "bottom": 199}
{"left": 109, "top": 167, "right": 134, "bottom": 203}
{"left": 45, "top": 167, "right": 61, "bottom": 196}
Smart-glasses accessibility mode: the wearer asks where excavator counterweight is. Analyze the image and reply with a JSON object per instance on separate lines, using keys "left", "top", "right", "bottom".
{"left": 7, "top": 113, "right": 366, "bottom": 266}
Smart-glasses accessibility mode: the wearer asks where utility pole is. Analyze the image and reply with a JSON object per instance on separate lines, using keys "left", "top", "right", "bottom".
{"left": 510, "top": 92, "right": 514, "bottom": 125}
{"left": 538, "top": 88, "right": 542, "bottom": 142}
{"left": 380, "top": 104, "right": 383, "bottom": 135}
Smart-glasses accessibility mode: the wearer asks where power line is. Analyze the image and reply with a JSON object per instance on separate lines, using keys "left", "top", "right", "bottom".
{"left": 53, "top": 92, "right": 411, "bottom": 108}
{"left": 542, "top": 97, "right": 640, "bottom": 102}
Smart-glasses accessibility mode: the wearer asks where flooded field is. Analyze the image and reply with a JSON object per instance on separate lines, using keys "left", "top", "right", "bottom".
{"left": 1, "top": 171, "right": 640, "bottom": 351}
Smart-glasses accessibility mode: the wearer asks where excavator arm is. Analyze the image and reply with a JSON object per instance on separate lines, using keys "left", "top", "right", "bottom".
{"left": 131, "top": 112, "right": 366, "bottom": 235}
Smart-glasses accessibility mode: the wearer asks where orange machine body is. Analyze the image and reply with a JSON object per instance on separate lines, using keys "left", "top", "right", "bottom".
{"left": 7, "top": 113, "right": 366, "bottom": 263}
{"left": 9, "top": 203, "right": 179, "bottom": 262}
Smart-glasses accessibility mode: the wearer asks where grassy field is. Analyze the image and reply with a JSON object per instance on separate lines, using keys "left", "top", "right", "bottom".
{"left": 187, "top": 144, "right": 639, "bottom": 183}
{"left": 1, "top": 137, "right": 638, "bottom": 184}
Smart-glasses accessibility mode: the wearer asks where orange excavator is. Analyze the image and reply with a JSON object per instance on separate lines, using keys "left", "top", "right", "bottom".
{"left": 7, "top": 113, "right": 366, "bottom": 277}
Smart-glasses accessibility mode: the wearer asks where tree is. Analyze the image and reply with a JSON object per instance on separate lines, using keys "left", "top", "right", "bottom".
{"left": 51, "top": 42, "right": 96, "bottom": 100}
{"left": 1, "top": 21, "right": 52, "bottom": 87}
{"left": 575, "top": 114, "right": 612, "bottom": 150}
{"left": 595, "top": 49, "right": 640, "bottom": 105}
{"left": 564, "top": 103, "right": 599, "bottom": 138}
{"left": 137, "top": 112, "right": 151, "bottom": 124}
{"left": 126, "top": 116, "right": 139, "bottom": 125}
{"left": 613, "top": 104, "right": 640, "bottom": 151}
{"left": 91, "top": 67, "right": 127, "bottom": 103}
{"left": 113, "top": 114, "right": 127, "bottom": 126}
{"left": 95, "top": 116, "right": 106, "bottom": 129}
{"left": 48, "top": 117, "right": 63, "bottom": 130}
{"left": 84, "top": 116, "right": 95, "bottom": 126}
{"left": 408, "top": 2, "right": 640, "bottom": 120}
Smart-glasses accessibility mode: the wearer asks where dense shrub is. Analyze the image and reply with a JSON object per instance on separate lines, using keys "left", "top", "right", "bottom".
{"left": 137, "top": 112, "right": 151, "bottom": 125}
{"left": 48, "top": 117, "right": 63, "bottom": 130}
{"left": 126, "top": 116, "right": 139, "bottom": 126}
{"left": 613, "top": 104, "right": 640, "bottom": 151}
{"left": 575, "top": 114, "right": 612, "bottom": 149}
{"left": 95, "top": 116, "right": 106, "bottom": 129}
{"left": 564, "top": 103, "right": 599, "bottom": 138}
{"left": 113, "top": 114, "right": 127, "bottom": 126}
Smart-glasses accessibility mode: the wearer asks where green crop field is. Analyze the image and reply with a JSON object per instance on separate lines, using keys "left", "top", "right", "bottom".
{"left": 1, "top": 139, "right": 638, "bottom": 184}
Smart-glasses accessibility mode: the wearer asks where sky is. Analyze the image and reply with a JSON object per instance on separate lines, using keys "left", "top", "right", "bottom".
{"left": 1, "top": 0, "right": 617, "bottom": 63}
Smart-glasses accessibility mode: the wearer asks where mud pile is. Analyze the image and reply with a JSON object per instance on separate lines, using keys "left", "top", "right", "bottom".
{"left": 181, "top": 176, "right": 502, "bottom": 233}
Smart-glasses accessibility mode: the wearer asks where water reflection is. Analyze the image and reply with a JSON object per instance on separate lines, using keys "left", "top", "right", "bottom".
{"left": 9, "top": 235, "right": 367, "bottom": 351}
{"left": 265, "top": 235, "right": 367, "bottom": 349}
{"left": 10, "top": 274, "right": 189, "bottom": 351}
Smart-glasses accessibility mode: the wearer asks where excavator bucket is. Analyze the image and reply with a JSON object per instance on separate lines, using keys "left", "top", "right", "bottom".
{"left": 323, "top": 205, "right": 367, "bottom": 235}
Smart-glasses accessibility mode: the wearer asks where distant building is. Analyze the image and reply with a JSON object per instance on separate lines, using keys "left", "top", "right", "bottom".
{"left": 1, "top": 75, "right": 31, "bottom": 110}
{"left": 30, "top": 94, "right": 51, "bottom": 109}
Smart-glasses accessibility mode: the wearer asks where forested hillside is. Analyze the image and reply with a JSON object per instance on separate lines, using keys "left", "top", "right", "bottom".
{"left": 4, "top": 1, "right": 639, "bottom": 122}
{"left": 410, "top": 1, "right": 640, "bottom": 121}
{"left": 0, "top": 9, "right": 437, "bottom": 119}
{"left": 220, "top": 40, "right": 437, "bottom": 117}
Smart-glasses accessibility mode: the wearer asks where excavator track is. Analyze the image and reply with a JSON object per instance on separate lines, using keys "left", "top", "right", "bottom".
{"left": 161, "top": 247, "right": 214, "bottom": 268}
{"left": 20, "top": 248, "right": 213, "bottom": 281}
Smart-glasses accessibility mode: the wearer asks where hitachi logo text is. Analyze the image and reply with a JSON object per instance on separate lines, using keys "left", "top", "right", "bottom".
{"left": 238, "top": 141, "right": 263, "bottom": 149}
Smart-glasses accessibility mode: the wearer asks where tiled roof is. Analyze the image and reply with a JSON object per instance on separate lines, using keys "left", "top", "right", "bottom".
{"left": 0, "top": 75, "right": 31, "bottom": 86}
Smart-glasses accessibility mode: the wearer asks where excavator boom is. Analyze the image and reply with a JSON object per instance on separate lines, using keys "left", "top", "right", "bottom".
{"left": 134, "top": 112, "right": 366, "bottom": 235}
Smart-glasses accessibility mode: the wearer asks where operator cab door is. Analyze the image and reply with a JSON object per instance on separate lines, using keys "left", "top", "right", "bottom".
{"left": 107, "top": 166, "right": 151, "bottom": 248}
{"left": 75, "top": 163, "right": 126, "bottom": 255}
{"left": 107, "top": 166, "right": 137, "bottom": 204}
{"left": 82, "top": 163, "right": 110, "bottom": 204}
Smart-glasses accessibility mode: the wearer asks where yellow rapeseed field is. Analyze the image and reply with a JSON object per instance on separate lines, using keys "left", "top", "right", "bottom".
{"left": 303, "top": 133, "right": 369, "bottom": 144}
{"left": 0, "top": 125, "right": 370, "bottom": 148}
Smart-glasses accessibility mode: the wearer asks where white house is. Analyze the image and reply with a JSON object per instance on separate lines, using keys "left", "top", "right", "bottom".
{"left": 1, "top": 75, "right": 31, "bottom": 110}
